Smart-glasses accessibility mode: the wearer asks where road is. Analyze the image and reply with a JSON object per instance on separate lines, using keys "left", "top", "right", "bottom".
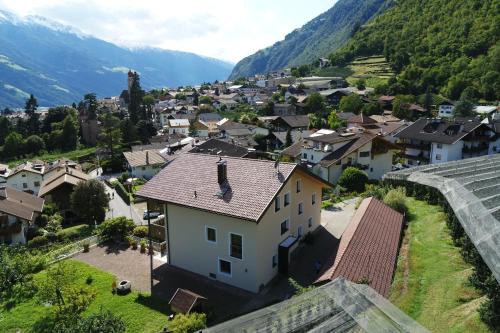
{"left": 103, "top": 183, "right": 143, "bottom": 225}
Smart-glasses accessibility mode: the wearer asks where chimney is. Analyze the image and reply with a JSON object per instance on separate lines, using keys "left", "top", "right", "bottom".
{"left": 217, "top": 159, "right": 227, "bottom": 185}
{"left": 146, "top": 151, "right": 150, "bottom": 165}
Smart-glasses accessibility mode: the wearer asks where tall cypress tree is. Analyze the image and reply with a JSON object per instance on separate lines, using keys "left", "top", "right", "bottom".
{"left": 25, "top": 94, "right": 39, "bottom": 133}
{"left": 128, "top": 72, "right": 144, "bottom": 123}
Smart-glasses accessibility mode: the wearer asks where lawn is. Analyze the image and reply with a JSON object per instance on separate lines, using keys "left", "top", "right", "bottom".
{"left": 0, "top": 259, "right": 171, "bottom": 333}
{"left": 6, "top": 147, "right": 96, "bottom": 167}
{"left": 390, "top": 198, "right": 491, "bottom": 333}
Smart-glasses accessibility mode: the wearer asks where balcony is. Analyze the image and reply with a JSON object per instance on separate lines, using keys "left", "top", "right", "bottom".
{"left": 400, "top": 142, "right": 431, "bottom": 150}
{"left": 463, "top": 143, "right": 489, "bottom": 154}
{"left": 403, "top": 153, "right": 430, "bottom": 162}
{"left": 0, "top": 219, "right": 23, "bottom": 237}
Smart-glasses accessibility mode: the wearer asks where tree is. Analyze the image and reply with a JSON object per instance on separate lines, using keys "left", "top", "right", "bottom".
{"left": 3, "top": 132, "right": 24, "bottom": 158}
{"left": 128, "top": 72, "right": 145, "bottom": 122}
{"left": 327, "top": 110, "right": 343, "bottom": 129}
{"left": 285, "top": 128, "right": 293, "bottom": 147}
{"left": 199, "top": 96, "right": 213, "bottom": 105}
{"left": 37, "top": 262, "right": 96, "bottom": 325}
{"left": 356, "top": 79, "right": 366, "bottom": 90}
{"left": 392, "top": 95, "right": 414, "bottom": 120}
{"left": 75, "top": 308, "right": 126, "bottom": 333}
{"left": 80, "top": 93, "right": 98, "bottom": 120}
{"left": 25, "top": 135, "right": 46, "bottom": 155}
{"left": 169, "top": 313, "right": 207, "bottom": 333}
{"left": 308, "top": 113, "right": 322, "bottom": 129}
{"left": 361, "top": 103, "right": 382, "bottom": 116}
{"left": 453, "top": 100, "right": 475, "bottom": 117}
{"left": 70, "top": 180, "right": 109, "bottom": 225}
{"left": 338, "top": 167, "right": 368, "bottom": 193}
{"left": 339, "top": 95, "right": 363, "bottom": 114}
{"left": 99, "top": 113, "right": 122, "bottom": 159}
{"left": 189, "top": 120, "right": 198, "bottom": 137}
{"left": 120, "top": 118, "right": 138, "bottom": 144}
{"left": 136, "top": 120, "right": 156, "bottom": 143}
{"left": 423, "top": 86, "right": 433, "bottom": 114}
{"left": 97, "top": 217, "right": 135, "bottom": 242}
{"left": 61, "top": 115, "right": 78, "bottom": 151}
{"left": 25, "top": 94, "right": 39, "bottom": 133}
{"left": 306, "top": 92, "right": 326, "bottom": 115}
{"left": 142, "top": 95, "right": 155, "bottom": 120}
{"left": 0, "top": 116, "right": 12, "bottom": 145}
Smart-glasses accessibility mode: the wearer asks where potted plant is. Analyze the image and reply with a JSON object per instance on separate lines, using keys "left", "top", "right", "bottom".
{"left": 140, "top": 240, "right": 146, "bottom": 253}
{"left": 82, "top": 241, "right": 90, "bottom": 253}
{"left": 131, "top": 239, "right": 138, "bottom": 250}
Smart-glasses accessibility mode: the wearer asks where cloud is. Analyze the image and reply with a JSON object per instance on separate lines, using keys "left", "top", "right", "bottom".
{"left": 0, "top": 0, "right": 334, "bottom": 62}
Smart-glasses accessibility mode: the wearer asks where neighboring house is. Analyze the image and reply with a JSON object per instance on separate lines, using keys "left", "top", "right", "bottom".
{"left": 123, "top": 150, "right": 167, "bottom": 179}
{"left": 316, "top": 197, "right": 404, "bottom": 297}
{"left": 0, "top": 164, "right": 11, "bottom": 185}
{"left": 137, "top": 154, "right": 331, "bottom": 292}
{"left": 38, "top": 167, "right": 90, "bottom": 217}
{"left": 199, "top": 113, "right": 222, "bottom": 135}
{"left": 218, "top": 120, "right": 269, "bottom": 137}
{"left": 438, "top": 100, "right": 455, "bottom": 118}
{"left": 273, "top": 103, "right": 296, "bottom": 116}
{"left": 378, "top": 95, "right": 395, "bottom": 110}
{"left": 475, "top": 105, "right": 498, "bottom": 117}
{"left": 395, "top": 118, "right": 494, "bottom": 165}
{"left": 271, "top": 115, "right": 310, "bottom": 132}
{"left": 270, "top": 130, "right": 314, "bottom": 150}
{"left": 0, "top": 186, "right": 44, "bottom": 244}
{"left": 189, "top": 139, "right": 249, "bottom": 158}
{"left": 167, "top": 119, "right": 190, "bottom": 135}
{"left": 193, "top": 121, "right": 210, "bottom": 138}
{"left": 7, "top": 161, "right": 47, "bottom": 195}
{"left": 300, "top": 131, "right": 399, "bottom": 183}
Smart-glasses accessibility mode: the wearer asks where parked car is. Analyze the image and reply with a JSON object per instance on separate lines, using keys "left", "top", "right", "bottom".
{"left": 143, "top": 210, "right": 161, "bottom": 220}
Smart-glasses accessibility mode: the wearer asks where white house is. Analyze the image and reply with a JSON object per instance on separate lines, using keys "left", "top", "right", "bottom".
{"left": 167, "top": 119, "right": 190, "bottom": 135}
{"left": 438, "top": 101, "right": 455, "bottom": 118}
{"left": 299, "top": 131, "right": 399, "bottom": 183}
{"left": 0, "top": 186, "right": 44, "bottom": 244}
{"left": 137, "top": 154, "right": 331, "bottom": 293}
{"left": 123, "top": 150, "right": 167, "bottom": 179}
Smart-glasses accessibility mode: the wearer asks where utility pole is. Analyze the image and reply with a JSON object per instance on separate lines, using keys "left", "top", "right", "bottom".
{"left": 147, "top": 199, "right": 153, "bottom": 293}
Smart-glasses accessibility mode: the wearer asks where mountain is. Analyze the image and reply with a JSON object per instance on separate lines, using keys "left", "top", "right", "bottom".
{"left": 0, "top": 10, "right": 234, "bottom": 108}
{"left": 229, "top": 0, "right": 391, "bottom": 79}
{"left": 329, "top": 0, "right": 500, "bottom": 100}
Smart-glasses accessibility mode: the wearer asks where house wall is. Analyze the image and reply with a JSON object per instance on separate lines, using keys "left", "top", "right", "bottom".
{"left": 368, "top": 151, "right": 395, "bottom": 179}
{"left": 163, "top": 170, "right": 324, "bottom": 293}
{"left": 129, "top": 164, "right": 163, "bottom": 180}
{"left": 0, "top": 214, "right": 27, "bottom": 244}
{"left": 431, "top": 141, "right": 463, "bottom": 163}
{"left": 489, "top": 137, "right": 500, "bottom": 154}
{"left": 7, "top": 171, "right": 43, "bottom": 195}
{"left": 168, "top": 127, "right": 189, "bottom": 135}
{"left": 438, "top": 105, "right": 455, "bottom": 118}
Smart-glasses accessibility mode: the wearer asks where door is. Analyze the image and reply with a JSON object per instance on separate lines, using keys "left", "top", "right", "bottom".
{"left": 278, "top": 245, "right": 289, "bottom": 274}
{"left": 297, "top": 226, "right": 303, "bottom": 239}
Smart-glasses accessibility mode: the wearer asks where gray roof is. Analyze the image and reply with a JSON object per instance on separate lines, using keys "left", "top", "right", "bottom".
{"left": 199, "top": 113, "right": 222, "bottom": 123}
{"left": 273, "top": 130, "right": 313, "bottom": 145}
{"left": 188, "top": 139, "right": 248, "bottom": 158}
{"left": 123, "top": 150, "right": 167, "bottom": 167}
{"left": 0, "top": 186, "right": 44, "bottom": 221}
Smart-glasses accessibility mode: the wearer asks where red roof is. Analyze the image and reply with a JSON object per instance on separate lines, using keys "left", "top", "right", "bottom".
{"left": 316, "top": 197, "right": 404, "bottom": 297}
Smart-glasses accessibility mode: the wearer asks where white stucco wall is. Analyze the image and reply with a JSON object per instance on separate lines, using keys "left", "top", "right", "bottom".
{"left": 130, "top": 164, "right": 163, "bottom": 180}
{"left": 431, "top": 141, "right": 463, "bottom": 163}
{"left": 7, "top": 171, "right": 43, "bottom": 194}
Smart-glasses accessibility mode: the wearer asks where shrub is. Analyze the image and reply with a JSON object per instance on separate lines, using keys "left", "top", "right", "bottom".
{"left": 114, "top": 181, "right": 131, "bottom": 205}
{"left": 45, "top": 214, "right": 63, "bottom": 233}
{"left": 57, "top": 224, "right": 91, "bottom": 242}
{"left": 82, "top": 241, "right": 90, "bottom": 253}
{"left": 133, "top": 226, "right": 148, "bottom": 238}
{"left": 337, "top": 167, "right": 368, "bottom": 193}
{"left": 28, "top": 235, "right": 49, "bottom": 248}
{"left": 86, "top": 275, "right": 93, "bottom": 285}
{"left": 131, "top": 239, "right": 138, "bottom": 250}
{"left": 76, "top": 308, "right": 126, "bottom": 333}
{"left": 383, "top": 187, "right": 408, "bottom": 215}
{"left": 26, "top": 226, "right": 44, "bottom": 241}
{"left": 140, "top": 240, "right": 146, "bottom": 253}
{"left": 97, "top": 217, "right": 135, "bottom": 243}
{"left": 35, "top": 214, "right": 49, "bottom": 228}
{"left": 168, "top": 313, "right": 207, "bottom": 333}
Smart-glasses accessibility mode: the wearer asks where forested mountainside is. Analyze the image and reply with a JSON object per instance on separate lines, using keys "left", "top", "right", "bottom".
{"left": 229, "top": 0, "right": 392, "bottom": 79}
{"left": 328, "top": 0, "right": 500, "bottom": 101}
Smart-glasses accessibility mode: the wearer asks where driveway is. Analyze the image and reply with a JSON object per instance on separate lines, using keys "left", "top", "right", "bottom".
{"left": 104, "top": 183, "right": 143, "bottom": 225}
{"left": 321, "top": 197, "right": 358, "bottom": 238}
{"left": 74, "top": 244, "right": 253, "bottom": 324}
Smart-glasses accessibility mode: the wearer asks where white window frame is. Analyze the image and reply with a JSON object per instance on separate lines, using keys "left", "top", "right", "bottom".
{"left": 284, "top": 192, "right": 290, "bottom": 207}
{"left": 229, "top": 232, "right": 243, "bottom": 260}
{"left": 298, "top": 202, "right": 303, "bottom": 215}
{"left": 205, "top": 226, "right": 217, "bottom": 244}
{"left": 218, "top": 258, "right": 232, "bottom": 277}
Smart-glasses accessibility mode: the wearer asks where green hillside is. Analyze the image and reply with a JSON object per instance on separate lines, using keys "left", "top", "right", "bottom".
{"left": 327, "top": 0, "right": 500, "bottom": 100}
{"left": 229, "top": 0, "right": 393, "bottom": 79}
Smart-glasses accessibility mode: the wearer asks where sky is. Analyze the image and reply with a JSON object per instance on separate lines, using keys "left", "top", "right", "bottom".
{"left": 0, "top": 0, "right": 336, "bottom": 63}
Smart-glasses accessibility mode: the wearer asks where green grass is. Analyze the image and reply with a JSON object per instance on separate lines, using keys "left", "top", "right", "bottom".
{"left": 0, "top": 260, "right": 170, "bottom": 333}
{"left": 390, "top": 198, "right": 491, "bottom": 333}
{"left": 6, "top": 147, "right": 96, "bottom": 167}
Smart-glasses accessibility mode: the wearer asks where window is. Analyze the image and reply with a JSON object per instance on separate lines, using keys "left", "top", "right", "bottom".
{"left": 436, "top": 154, "right": 442, "bottom": 161}
{"left": 308, "top": 217, "right": 313, "bottom": 228}
{"left": 296, "top": 179, "right": 302, "bottom": 193}
{"left": 21, "top": 174, "right": 26, "bottom": 177}
{"left": 312, "top": 193, "right": 316, "bottom": 205}
{"left": 359, "top": 151, "right": 370, "bottom": 158}
{"left": 272, "top": 255, "right": 277, "bottom": 268}
{"left": 297, "top": 226, "right": 303, "bottom": 238}
{"left": 311, "top": 155, "right": 314, "bottom": 161}
{"left": 275, "top": 196, "right": 281, "bottom": 212}
{"left": 437, "top": 143, "right": 442, "bottom": 149}
{"left": 23, "top": 183, "right": 28, "bottom": 189}
{"left": 298, "top": 202, "right": 303, "bottom": 215}
{"left": 280, "top": 219, "right": 289, "bottom": 235}
{"left": 230, "top": 233, "right": 243, "bottom": 259}
{"left": 219, "top": 259, "right": 231, "bottom": 276}
{"left": 206, "top": 226, "right": 216, "bottom": 243}
{"left": 142, "top": 166, "right": 146, "bottom": 170}
{"left": 284, "top": 193, "right": 290, "bottom": 207}
{"left": 303, "top": 153, "right": 307, "bottom": 159}
{"left": 34, "top": 181, "right": 40, "bottom": 187}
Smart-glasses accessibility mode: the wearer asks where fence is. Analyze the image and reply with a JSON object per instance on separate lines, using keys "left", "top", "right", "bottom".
{"left": 46, "top": 235, "right": 99, "bottom": 264}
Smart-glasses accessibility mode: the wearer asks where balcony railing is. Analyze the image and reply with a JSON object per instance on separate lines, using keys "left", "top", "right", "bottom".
{"left": 463, "top": 144, "right": 489, "bottom": 154}
{"left": 400, "top": 142, "right": 431, "bottom": 150}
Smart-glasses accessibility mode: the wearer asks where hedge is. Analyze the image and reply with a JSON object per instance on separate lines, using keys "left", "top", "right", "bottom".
{"left": 114, "top": 181, "right": 131, "bottom": 205}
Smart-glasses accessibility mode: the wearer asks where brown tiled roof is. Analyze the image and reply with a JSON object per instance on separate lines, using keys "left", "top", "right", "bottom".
{"left": 169, "top": 288, "right": 206, "bottom": 314}
{"left": 137, "top": 154, "right": 330, "bottom": 221}
{"left": 38, "top": 168, "right": 90, "bottom": 197}
{"left": 0, "top": 186, "right": 44, "bottom": 221}
{"left": 316, "top": 197, "right": 404, "bottom": 297}
{"left": 277, "top": 115, "right": 310, "bottom": 128}
{"left": 347, "top": 114, "right": 377, "bottom": 125}
{"left": 281, "top": 141, "right": 302, "bottom": 158}
{"left": 123, "top": 150, "right": 167, "bottom": 168}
